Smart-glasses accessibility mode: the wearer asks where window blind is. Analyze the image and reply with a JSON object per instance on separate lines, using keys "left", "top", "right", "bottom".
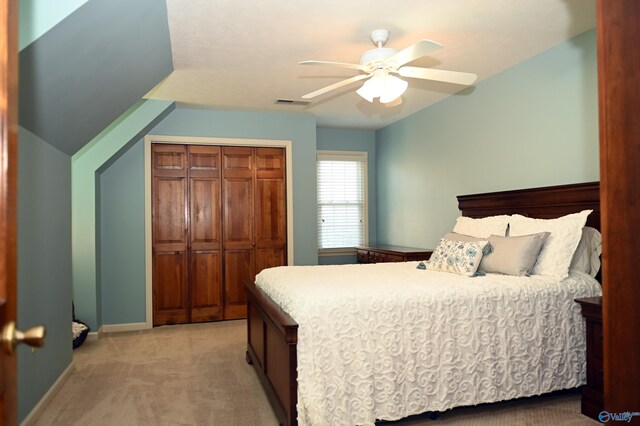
{"left": 317, "top": 152, "right": 367, "bottom": 250}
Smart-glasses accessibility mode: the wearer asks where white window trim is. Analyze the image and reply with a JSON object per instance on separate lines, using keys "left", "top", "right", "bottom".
{"left": 316, "top": 150, "right": 368, "bottom": 256}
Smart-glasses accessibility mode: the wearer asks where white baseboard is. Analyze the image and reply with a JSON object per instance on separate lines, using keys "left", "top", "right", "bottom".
{"left": 20, "top": 361, "right": 74, "bottom": 426}
{"left": 86, "top": 325, "right": 103, "bottom": 342}
{"left": 101, "top": 322, "right": 150, "bottom": 333}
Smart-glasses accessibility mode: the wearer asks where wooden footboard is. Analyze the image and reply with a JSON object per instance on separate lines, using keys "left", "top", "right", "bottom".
{"left": 244, "top": 280, "right": 298, "bottom": 426}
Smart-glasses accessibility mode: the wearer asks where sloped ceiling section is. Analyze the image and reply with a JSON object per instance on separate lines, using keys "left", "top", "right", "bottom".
{"left": 19, "top": 0, "right": 174, "bottom": 155}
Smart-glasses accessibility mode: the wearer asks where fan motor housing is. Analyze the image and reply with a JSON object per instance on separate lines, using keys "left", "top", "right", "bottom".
{"left": 359, "top": 47, "right": 397, "bottom": 66}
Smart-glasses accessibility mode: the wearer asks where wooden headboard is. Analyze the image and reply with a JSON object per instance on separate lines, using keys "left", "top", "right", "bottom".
{"left": 457, "top": 181, "right": 600, "bottom": 231}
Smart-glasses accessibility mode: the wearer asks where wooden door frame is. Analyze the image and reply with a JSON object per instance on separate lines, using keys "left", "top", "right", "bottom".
{"left": 143, "top": 135, "right": 294, "bottom": 328}
{"left": 597, "top": 0, "right": 640, "bottom": 415}
{"left": 0, "top": 0, "right": 18, "bottom": 423}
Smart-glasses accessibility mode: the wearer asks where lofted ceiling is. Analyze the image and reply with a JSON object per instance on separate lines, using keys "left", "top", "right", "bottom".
{"left": 146, "top": 0, "right": 595, "bottom": 130}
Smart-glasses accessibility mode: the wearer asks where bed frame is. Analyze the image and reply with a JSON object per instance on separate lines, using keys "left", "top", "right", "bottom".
{"left": 244, "top": 181, "right": 601, "bottom": 426}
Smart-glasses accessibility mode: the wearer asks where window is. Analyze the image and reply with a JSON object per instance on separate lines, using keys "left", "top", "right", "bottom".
{"left": 317, "top": 151, "right": 368, "bottom": 254}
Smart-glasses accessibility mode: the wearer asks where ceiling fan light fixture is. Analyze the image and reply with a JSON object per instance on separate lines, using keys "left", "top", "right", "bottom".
{"left": 380, "top": 75, "right": 408, "bottom": 103}
{"left": 356, "top": 76, "right": 383, "bottom": 102}
{"left": 357, "top": 73, "right": 408, "bottom": 104}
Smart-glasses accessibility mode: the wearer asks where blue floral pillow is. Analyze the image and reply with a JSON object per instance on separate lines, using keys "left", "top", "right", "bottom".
{"left": 426, "top": 238, "right": 489, "bottom": 277}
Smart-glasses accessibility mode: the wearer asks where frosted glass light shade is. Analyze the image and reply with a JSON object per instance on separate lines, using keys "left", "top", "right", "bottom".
{"left": 379, "top": 75, "right": 408, "bottom": 103}
{"left": 356, "top": 76, "right": 382, "bottom": 102}
{"left": 356, "top": 74, "right": 408, "bottom": 104}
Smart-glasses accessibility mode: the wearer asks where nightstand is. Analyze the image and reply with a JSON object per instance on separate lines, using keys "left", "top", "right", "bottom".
{"left": 575, "top": 296, "right": 603, "bottom": 421}
{"left": 356, "top": 244, "right": 432, "bottom": 264}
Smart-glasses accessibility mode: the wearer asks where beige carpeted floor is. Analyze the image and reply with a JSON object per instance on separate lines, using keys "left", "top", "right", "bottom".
{"left": 31, "top": 320, "right": 598, "bottom": 426}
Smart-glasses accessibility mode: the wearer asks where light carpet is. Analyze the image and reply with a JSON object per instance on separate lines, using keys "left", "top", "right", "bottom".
{"left": 30, "top": 320, "right": 598, "bottom": 425}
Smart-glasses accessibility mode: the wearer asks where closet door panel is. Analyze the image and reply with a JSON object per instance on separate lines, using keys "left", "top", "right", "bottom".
{"left": 222, "top": 147, "right": 254, "bottom": 319}
{"left": 256, "top": 148, "right": 285, "bottom": 179}
{"left": 256, "top": 248, "right": 285, "bottom": 275}
{"left": 255, "top": 178, "right": 286, "bottom": 248}
{"left": 223, "top": 178, "right": 253, "bottom": 247}
{"left": 189, "top": 145, "right": 222, "bottom": 322}
{"left": 153, "top": 252, "right": 188, "bottom": 325}
{"left": 153, "top": 177, "right": 187, "bottom": 250}
{"left": 153, "top": 144, "right": 189, "bottom": 325}
{"left": 223, "top": 249, "right": 254, "bottom": 319}
{"left": 190, "top": 250, "right": 223, "bottom": 322}
{"left": 190, "top": 178, "right": 220, "bottom": 249}
{"left": 255, "top": 148, "right": 287, "bottom": 274}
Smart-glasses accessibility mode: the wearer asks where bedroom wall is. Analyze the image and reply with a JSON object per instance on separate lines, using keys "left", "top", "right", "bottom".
{"left": 376, "top": 29, "right": 598, "bottom": 249}
{"left": 149, "top": 107, "right": 319, "bottom": 265}
{"left": 73, "top": 100, "right": 174, "bottom": 332}
{"left": 19, "top": 0, "right": 89, "bottom": 50}
{"left": 97, "top": 107, "right": 318, "bottom": 325}
{"left": 17, "top": 128, "right": 73, "bottom": 422}
{"left": 98, "top": 141, "right": 146, "bottom": 325}
{"left": 316, "top": 127, "right": 376, "bottom": 265}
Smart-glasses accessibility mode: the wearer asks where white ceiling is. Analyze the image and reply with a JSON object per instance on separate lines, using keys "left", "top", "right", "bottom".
{"left": 145, "top": 0, "right": 595, "bottom": 130}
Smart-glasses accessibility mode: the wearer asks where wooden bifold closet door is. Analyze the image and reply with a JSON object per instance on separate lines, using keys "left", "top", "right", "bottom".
{"left": 152, "top": 144, "right": 286, "bottom": 326}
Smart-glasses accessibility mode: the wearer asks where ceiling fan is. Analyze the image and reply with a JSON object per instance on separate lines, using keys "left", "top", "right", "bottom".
{"left": 300, "top": 29, "right": 477, "bottom": 106}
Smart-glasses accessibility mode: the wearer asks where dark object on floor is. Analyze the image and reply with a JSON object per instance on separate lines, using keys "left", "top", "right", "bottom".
{"left": 72, "top": 320, "right": 89, "bottom": 349}
{"left": 72, "top": 302, "right": 90, "bottom": 349}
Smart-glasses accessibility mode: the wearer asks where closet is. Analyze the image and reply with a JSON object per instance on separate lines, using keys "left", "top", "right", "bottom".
{"left": 152, "top": 144, "right": 286, "bottom": 326}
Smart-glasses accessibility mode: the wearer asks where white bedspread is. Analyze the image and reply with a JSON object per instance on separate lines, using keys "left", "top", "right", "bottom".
{"left": 255, "top": 262, "right": 602, "bottom": 426}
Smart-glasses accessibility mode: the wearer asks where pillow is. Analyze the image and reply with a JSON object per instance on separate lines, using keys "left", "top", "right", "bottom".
{"left": 452, "top": 215, "right": 510, "bottom": 238}
{"left": 508, "top": 210, "right": 592, "bottom": 278}
{"left": 426, "top": 238, "right": 489, "bottom": 277}
{"left": 570, "top": 227, "right": 602, "bottom": 277}
{"left": 479, "top": 232, "right": 550, "bottom": 276}
{"left": 442, "top": 232, "right": 493, "bottom": 254}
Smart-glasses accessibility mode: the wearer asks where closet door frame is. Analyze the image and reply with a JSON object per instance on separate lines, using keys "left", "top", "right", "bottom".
{"left": 143, "top": 135, "right": 293, "bottom": 327}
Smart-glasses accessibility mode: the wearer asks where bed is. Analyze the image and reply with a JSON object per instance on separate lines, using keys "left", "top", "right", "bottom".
{"left": 244, "top": 181, "right": 601, "bottom": 426}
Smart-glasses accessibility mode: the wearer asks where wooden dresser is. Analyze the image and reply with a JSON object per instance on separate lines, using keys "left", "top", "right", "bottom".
{"left": 575, "top": 296, "right": 603, "bottom": 421}
{"left": 356, "top": 244, "right": 432, "bottom": 264}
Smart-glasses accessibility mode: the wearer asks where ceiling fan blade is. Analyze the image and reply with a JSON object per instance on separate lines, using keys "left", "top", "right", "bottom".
{"left": 301, "top": 74, "right": 370, "bottom": 99}
{"left": 398, "top": 66, "right": 477, "bottom": 85}
{"left": 384, "top": 39, "right": 443, "bottom": 68}
{"left": 299, "top": 60, "right": 364, "bottom": 70}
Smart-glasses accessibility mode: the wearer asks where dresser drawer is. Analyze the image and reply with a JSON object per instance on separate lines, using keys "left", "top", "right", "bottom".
{"left": 387, "top": 254, "right": 404, "bottom": 262}
{"left": 371, "top": 252, "right": 388, "bottom": 263}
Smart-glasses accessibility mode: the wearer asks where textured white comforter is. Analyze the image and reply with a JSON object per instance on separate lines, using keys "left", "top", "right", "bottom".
{"left": 255, "top": 262, "right": 602, "bottom": 426}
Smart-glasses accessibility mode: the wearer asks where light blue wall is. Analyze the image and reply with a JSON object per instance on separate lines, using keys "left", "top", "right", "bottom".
{"left": 19, "top": 0, "right": 173, "bottom": 155}
{"left": 96, "top": 108, "right": 318, "bottom": 325}
{"left": 72, "top": 100, "right": 174, "bottom": 331}
{"left": 17, "top": 127, "right": 72, "bottom": 422}
{"left": 19, "top": 0, "right": 89, "bottom": 50}
{"left": 317, "top": 127, "right": 376, "bottom": 265}
{"left": 98, "top": 141, "right": 146, "bottom": 325}
{"left": 151, "top": 108, "right": 319, "bottom": 265}
{"left": 376, "top": 29, "right": 598, "bottom": 249}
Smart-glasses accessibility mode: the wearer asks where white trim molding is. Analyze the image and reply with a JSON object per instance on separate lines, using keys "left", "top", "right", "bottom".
{"left": 20, "top": 362, "right": 75, "bottom": 426}
{"left": 101, "top": 322, "right": 150, "bottom": 333}
{"left": 144, "top": 135, "right": 295, "bottom": 327}
{"left": 86, "top": 325, "right": 103, "bottom": 342}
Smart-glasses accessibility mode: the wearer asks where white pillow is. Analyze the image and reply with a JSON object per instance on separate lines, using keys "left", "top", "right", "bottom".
{"left": 570, "top": 227, "right": 602, "bottom": 277}
{"left": 509, "top": 210, "right": 592, "bottom": 279}
{"left": 452, "top": 215, "right": 510, "bottom": 238}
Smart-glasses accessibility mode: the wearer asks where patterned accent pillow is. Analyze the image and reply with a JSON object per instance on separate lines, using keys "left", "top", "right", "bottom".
{"left": 426, "top": 238, "right": 489, "bottom": 277}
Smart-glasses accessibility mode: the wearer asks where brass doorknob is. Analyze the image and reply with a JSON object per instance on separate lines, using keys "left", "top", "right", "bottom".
{"left": 1, "top": 321, "right": 46, "bottom": 355}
